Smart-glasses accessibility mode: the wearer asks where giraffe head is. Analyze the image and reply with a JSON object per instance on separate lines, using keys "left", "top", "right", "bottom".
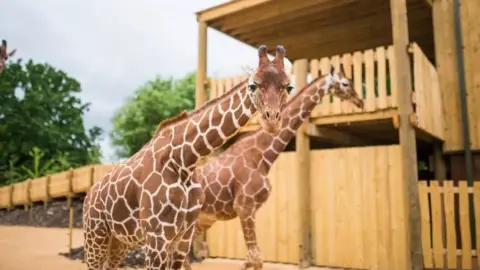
{"left": 243, "top": 45, "right": 292, "bottom": 133}
{"left": 323, "top": 65, "right": 364, "bottom": 109}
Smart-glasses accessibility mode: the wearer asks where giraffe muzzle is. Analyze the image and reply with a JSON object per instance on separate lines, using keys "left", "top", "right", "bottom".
{"left": 260, "top": 109, "right": 282, "bottom": 133}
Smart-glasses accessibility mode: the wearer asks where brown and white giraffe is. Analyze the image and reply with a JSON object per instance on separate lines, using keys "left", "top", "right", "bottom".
{"left": 0, "top": 39, "right": 17, "bottom": 73}
{"left": 82, "top": 45, "right": 293, "bottom": 270}
{"left": 186, "top": 65, "right": 364, "bottom": 270}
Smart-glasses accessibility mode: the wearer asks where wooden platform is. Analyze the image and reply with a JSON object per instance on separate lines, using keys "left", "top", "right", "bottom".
{"left": 208, "top": 42, "right": 444, "bottom": 147}
{"left": 195, "top": 0, "right": 434, "bottom": 62}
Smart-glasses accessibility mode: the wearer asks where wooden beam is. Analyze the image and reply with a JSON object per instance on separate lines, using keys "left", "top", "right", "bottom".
{"left": 196, "top": 0, "right": 273, "bottom": 23}
{"left": 218, "top": 0, "right": 357, "bottom": 32}
{"left": 294, "top": 59, "right": 312, "bottom": 268}
{"left": 311, "top": 109, "right": 397, "bottom": 126}
{"left": 195, "top": 22, "right": 208, "bottom": 109}
{"left": 305, "top": 124, "right": 377, "bottom": 146}
{"left": 390, "top": 0, "right": 424, "bottom": 269}
{"left": 243, "top": 7, "right": 429, "bottom": 52}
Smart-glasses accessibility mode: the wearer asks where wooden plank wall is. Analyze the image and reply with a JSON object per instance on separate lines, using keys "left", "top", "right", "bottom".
{"left": 206, "top": 145, "right": 409, "bottom": 270}
{"left": 206, "top": 152, "right": 300, "bottom": 264}
{"left": 310, "top": 145, "right": 405, "bottom": 270}
{"left": 433, "top": 0, "right": 480, "bottom": 152}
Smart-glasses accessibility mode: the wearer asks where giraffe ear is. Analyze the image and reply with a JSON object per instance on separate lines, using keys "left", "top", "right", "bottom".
{"left": 258, "top": 45, "right": 269, "bottom": 66}
{"left": 329, "top": 65, "right": 335, "bottom": 76}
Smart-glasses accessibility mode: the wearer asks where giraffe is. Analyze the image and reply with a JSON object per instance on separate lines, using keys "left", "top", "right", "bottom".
{"left": 186, "top": 65, "right": 364, "bottom": 270}
{"left": 0, "top": 39, "right": 17, "bottom": 73}
{"left": 82, "top": 44, "right": 293, "bottom": 270}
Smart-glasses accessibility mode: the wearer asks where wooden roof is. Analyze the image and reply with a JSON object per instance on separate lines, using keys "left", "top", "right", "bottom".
{"left": 196, "top": 0, "right": 435, "bottom": 62}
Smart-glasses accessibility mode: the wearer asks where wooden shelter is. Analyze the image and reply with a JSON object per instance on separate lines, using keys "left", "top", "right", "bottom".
{"left": 193, "top": 0, "right": 480, "bottom": 269}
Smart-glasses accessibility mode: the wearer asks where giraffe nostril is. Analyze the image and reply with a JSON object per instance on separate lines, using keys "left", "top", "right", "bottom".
{"left": 275, "top": 112, "right": 280, "bottom": 121}
{"left": 265, "top": 111, "right": 270, "bottom": 119}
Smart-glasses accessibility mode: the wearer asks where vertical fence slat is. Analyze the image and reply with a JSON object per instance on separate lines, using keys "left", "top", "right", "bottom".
{"left": 352, "top": 52, "right": 363, "bottom": 114}
{"left": 341, "top": 53, "right": 353, "bottom": 114}
{"left": 387, "top": 46, "right": 398, "bottom": 107}
{"left": 319, "top": 57, "right": 331, "bottom": 116}
{"left": 474, "top": 182, "right": 480, "bottom": 269}
{"left": 364, "top": 49, "right": 375, "bottom": 112}
{"left": 444, "top": 181, "right": 458, "bottom": 268}
{"left": 210, "top": 79, "right": 217, "bottom": 100}
{"left": 309, "top": 59, "right": 321, "bottom": 118}
{"left": 330, "top": 55, "right": 342, "bottom": 115}
{"left": 459, "top": 181, "right": 472, "bottom": 269}
{"left": 319, "top": 57, "right": 332, "bottom": 115}
{"left": 376, "top": 46, "right": 388, "bottom": 109}
{"left": 418, "top": 181, "right": 433, "bottom": 268}
{"left": 430, "top": 181, "right": 444, "bottom": 268}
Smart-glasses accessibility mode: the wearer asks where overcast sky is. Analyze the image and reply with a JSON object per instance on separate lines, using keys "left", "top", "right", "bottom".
{"left": 1, "top": 0, "right": 266, "bottom": 163}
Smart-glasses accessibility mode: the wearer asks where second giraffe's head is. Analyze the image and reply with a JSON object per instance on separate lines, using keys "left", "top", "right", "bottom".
{"left": 322, "top": 65, "right": 364, "bottom": 109}
{"left": 244, "top": 45, "right": 293, "bottom": 133}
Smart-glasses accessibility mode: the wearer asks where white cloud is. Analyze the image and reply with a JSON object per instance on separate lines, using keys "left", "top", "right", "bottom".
{"left": 1, "top": 0, "right": 266, "bottom": 163}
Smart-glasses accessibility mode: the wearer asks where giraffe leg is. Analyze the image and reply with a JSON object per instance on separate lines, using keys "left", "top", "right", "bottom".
{"left": 183, "top": 220, "right": 213, "bottom": 269}
{"left": 104, "top": 237, "right": 129, "bottom": 270}
{"left": 235, "top": 207, "right": 263, "bottom": 270}
{"left": 171, "top": 225, "right": 196, "bottom": 270}
{"left": 83, "top": 220, "right": 111, "bottom": 270}
{"left": 144, "top": 233, "right": 169, "bottom": 270}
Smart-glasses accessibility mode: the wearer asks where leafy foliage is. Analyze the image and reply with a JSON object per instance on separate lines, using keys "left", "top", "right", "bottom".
{"left": 110, "top": 72, "right": 196, "bottom": 158}
{"left": 0, "top": 59, "right": 103, "bottom": 185}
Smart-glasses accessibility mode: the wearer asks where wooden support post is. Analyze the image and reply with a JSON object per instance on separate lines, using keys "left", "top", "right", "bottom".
{"left": 44, "top": 176, "right": 50, "bottom": 209}
{"left": 294, "top": 59, "right": 311, "bottom": 268}
{"left": 195, "top": 21, "right": 208, "bottom": 109}
{"left": 390, "top": 0, "right": 424, "bottom": 269}
{"left": 8, "top": 185, "right": 13, "bottom": 211}
{"left": 68, "top": 206, "right": 74, "bottom": 256}
{"left": 194, "top": 21, "right": 208, "bottom": 259}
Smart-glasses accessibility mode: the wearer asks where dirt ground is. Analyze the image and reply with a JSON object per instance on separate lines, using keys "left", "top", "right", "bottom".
{"left": 0, "top": 226, "right": 334, "bottom": 270}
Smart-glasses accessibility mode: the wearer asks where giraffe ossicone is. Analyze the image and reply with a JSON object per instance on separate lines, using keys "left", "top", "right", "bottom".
{"left": 187, "top": 65, "right": 364, "bottom": 270}
{"left": 82, "top": 45, "right": 292, "bottom": 270}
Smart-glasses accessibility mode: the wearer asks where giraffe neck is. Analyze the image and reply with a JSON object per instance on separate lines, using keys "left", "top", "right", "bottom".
{"left": 257, "top": 75, "right": 329, "bottom": 168}
{"left": 165, "top": 79, "right": 255, "bottom": 169}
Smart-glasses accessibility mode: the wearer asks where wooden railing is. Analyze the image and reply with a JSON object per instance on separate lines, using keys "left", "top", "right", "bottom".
{"left": 0, "top": 164, "right": 115, "bottom": 209}
{"left": 310, "top": 45, "right": 398, "bottom": 117}
{"left": 411, "top": 43, "right": 445, "bottom": 140}
{"left": 207, "top": 43, "right": 444, "bottom": 139}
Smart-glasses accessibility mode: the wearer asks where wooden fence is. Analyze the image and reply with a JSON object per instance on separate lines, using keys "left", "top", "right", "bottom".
{"left": 419, "top": 180, "right": 480, "bottom": 269}
{"left": 1, "top": 151, "right": 477, "bottom": 269}
{"left": 208, "top": 42, "right": 444, "bottom": 140}
{"left": 205, "top": 145, "right": 479, "bottom": 270}
{"left": 0, "top": 164, "right": 115, "bottom": 209}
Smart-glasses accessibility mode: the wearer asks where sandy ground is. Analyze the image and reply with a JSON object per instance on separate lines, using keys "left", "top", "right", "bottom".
{"left": 0, "top": 226, "right": 334, "bottom": 270}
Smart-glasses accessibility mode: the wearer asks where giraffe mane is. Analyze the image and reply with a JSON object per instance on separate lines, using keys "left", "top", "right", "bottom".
{"left": 152, "top": 79, "right": 247, "bottom": 137}
{"left": 153, "top": 111, "right": 189, "bottom": 136}
{"left": 187, "top": 78, "right": 248, "bottom": 119}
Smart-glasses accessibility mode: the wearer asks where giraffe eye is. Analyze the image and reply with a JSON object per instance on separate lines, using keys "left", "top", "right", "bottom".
{"left": 286, "top": 85, "right": 294, "bottom": 94}
{"left": 341, "top": 82, "right": 349, "bottom": 87}
{"left": 248, "top": 84, "right": 257, "bottom": 91}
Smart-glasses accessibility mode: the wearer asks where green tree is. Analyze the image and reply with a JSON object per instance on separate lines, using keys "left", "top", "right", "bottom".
{"left": 110, "top": 72, "right": 196, "bottom": 158}
{"left": 0, "top": 59, "right": 103, "bottom": 185}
